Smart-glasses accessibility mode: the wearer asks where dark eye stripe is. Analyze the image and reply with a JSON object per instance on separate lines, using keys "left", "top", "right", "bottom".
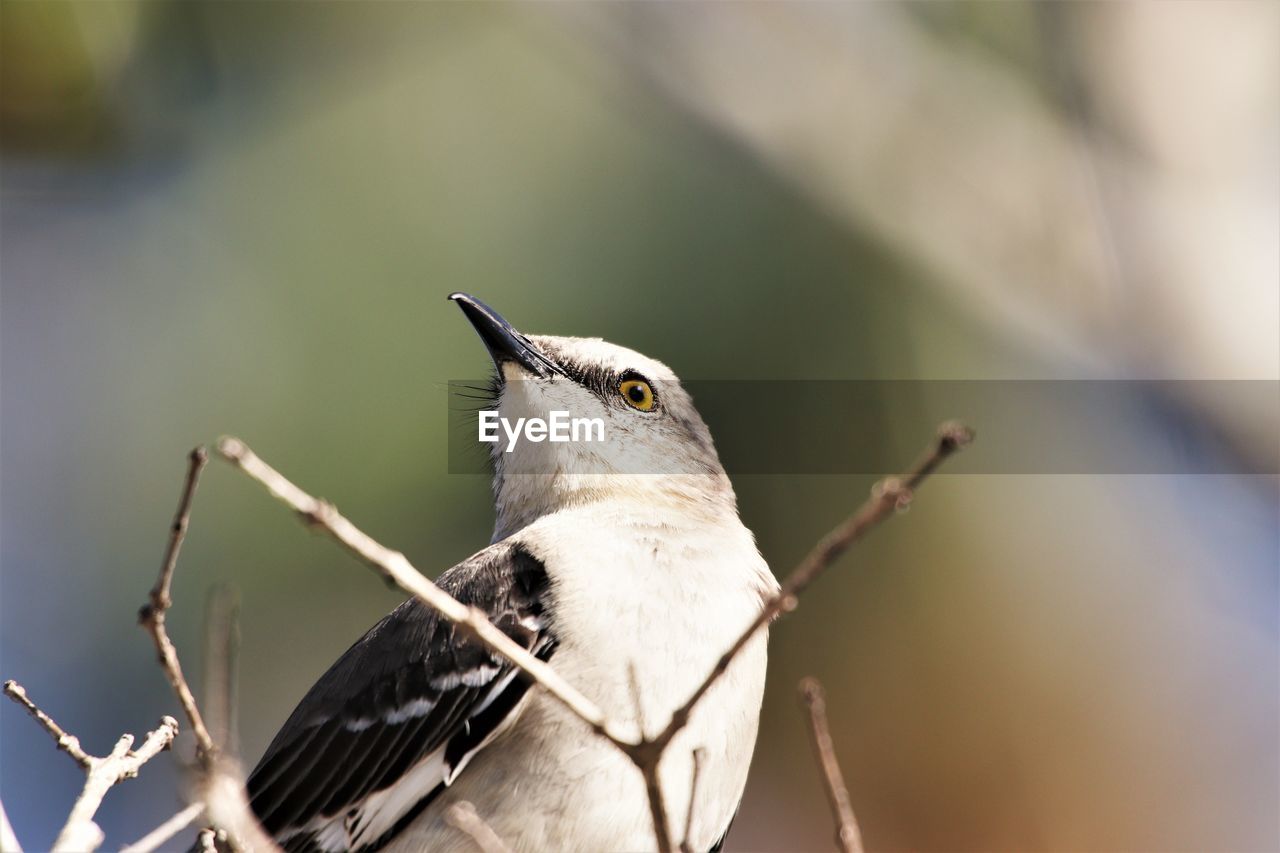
{"left": 542, "top": 351, "right": 659, "bottom": 411}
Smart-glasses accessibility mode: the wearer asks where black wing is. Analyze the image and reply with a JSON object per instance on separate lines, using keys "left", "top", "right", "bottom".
{"left": 246, "top": 543, "right": 555, "bottom": 853}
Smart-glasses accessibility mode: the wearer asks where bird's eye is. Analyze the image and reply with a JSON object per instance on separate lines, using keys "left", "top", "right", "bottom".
{"left": 618, "top": 377, "right": 655, "bottom": 411}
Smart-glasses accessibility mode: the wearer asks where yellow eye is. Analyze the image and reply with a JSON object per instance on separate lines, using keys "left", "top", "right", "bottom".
{"left": 618, "top": 378, "right": 655, "bottom": 411}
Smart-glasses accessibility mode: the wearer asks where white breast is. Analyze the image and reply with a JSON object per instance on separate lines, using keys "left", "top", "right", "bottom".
{"left": 388, "top": 502, "right": 777, "bottom": 852}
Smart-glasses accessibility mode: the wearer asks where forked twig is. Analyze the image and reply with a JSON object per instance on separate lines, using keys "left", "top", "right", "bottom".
{"left": 626, "top": 662, "right": 674, "bottom": 852}
{"left": 3, "top": 446, "right": 280, "bottom": 852}
{"left": 2, "top": 680, "right": 178, "bottom": 852}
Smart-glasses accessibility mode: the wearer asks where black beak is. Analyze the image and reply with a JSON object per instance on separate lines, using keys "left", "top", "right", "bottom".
{"left": 449, "top": 293, "right": 565, "bottom": 379}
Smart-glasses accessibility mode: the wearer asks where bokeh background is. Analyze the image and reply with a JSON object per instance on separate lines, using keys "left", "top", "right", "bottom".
{"left": 2, "top": 2, "right": 1277, "bottom": 851}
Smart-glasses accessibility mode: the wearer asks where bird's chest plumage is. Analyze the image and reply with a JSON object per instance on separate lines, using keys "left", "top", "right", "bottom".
{"left": 557, "top": 534, "right": 753, "bottom": 680}
{"left": 521, "top": 511, "right": 773, "bottom": 850}
{"left": 535, "top": 509, "right": 770, "bottom": 703}
{"left": 391, "top": 510, "right": 775, "bottom": 852}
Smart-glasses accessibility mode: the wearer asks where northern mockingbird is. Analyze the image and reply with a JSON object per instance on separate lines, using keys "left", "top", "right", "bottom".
{"left": 246, "top": 294, "right": 778, "bottom": 852}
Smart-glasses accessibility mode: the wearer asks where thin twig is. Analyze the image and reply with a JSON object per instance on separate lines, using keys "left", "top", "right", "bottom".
{"left": 638, "top": 421, "right": 973, "bottom": 845}
{"left": 639, "top": 760, "right": 675, "bottom": 853}
{"left": 57, "top": 720, "right": 180, "bottom": 851}
{"left": 120, "top": 802, "right": 206, "bottom": 853}
{"left": 800, "top": 678, "right": 864, "bottom": 853}
{"left": 138, "top": 449, "right": 282, "bottom": 852}
{"left": 679, "top": 748, "right": 707, "bottom": 853}
{"left": 0, "top": 797, "right": 22, "bottom": 853}
{"left": 627, "top": 663, "right": 673, "bottom": 853}
{"left": 215, "top": 436, "right": 637, "bottom": 748}
{"left": 2, "top": 688, "right": 183, "bottom": 853}
{"left": 655, "top": 422, "right": 973, "bottom": 751}
{"left": 2, "top": 681, "right": 91, "bottom": 768}
{"left": 138, "top": 446, "right": 216, "bottom": 764}
{"left": 444, "top": 802, "right": 513, "bottom": 853}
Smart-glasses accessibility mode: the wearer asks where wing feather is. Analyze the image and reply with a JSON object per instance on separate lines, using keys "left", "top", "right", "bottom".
{"left": 250, "top": 721, "right": 344, "bottom": 823}
{"left": 246, "top": 543, "right": 554, "bottom": 851}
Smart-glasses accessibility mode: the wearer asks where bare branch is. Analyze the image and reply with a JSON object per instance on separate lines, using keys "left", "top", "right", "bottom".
{"left": 640, "top": 758, "right": 675, "bottom": 853}
{"left": 5, "top": 449, "right": 225, "bottom": 853}
{"left": 137, "top": 448, "right": 281, "bottom": 852}
{"left": 65, "top": 720, "right": 179, "bottom": 850}
{"left": 138, "top": 446, "right": 216, "bottom": 763}
{"left": 444, "top": 802, "right": 513, "bottom": 853}
{"left": 27, "top": 711, "right": 181, "bottom": 853}
{"left": 120, "top": 802, "right": 205, "bottom": 853}
{"left": 651, "top": 422, "right": 973, "bottom": 753}
{"left": 626, "top": 663, "right": 673, "bottom": 853}
{"left": 215, "top": 436, "right": 637, "bottom": 748}
{"left": 0, "top": 797, "right": 22, "bottom": 853}
{"left": 799, "top": 678, "right": 864, "bottom": 853}
{"left": 2, "top": 684, "right": 178, "bottom": 847}
{"left": 2, "top": 680, "right": 91, "bottom": 768}
{"left": 679, "top": 748, "right": 706, "bottom": 853}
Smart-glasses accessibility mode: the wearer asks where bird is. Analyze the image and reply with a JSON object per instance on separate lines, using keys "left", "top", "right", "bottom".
{"left": 244, "top": 293, "right": 779, "bottom": 852}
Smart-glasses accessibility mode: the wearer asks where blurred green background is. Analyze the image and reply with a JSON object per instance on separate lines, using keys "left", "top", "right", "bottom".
{"left": 2, "top": 2, "right": 1277, "bottom": 851}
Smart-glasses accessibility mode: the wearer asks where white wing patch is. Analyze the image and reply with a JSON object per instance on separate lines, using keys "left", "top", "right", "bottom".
{"left": 283, "top": 750, "right": 448, "bottom": 852}
{"left": 441, "top": 672, "right": 529, "bottom": 787}
{"left": 385, "top": 697, "right": 438, "bottom": 725}
{"left": 429, "top": 664, "right": 501, "bottom": 691}
{"left": 344, "top": 697, "right": 438, "bottom": 732}
{"left": 284, "top": 671, "right": 541, "bottom": 851}
{"left": 347, "top": 750, "right": 448, "bottom": 849}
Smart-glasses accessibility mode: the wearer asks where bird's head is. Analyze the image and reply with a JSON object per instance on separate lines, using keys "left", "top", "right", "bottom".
{"left": 450, "top": 293, "right": 735, "bottom": 539}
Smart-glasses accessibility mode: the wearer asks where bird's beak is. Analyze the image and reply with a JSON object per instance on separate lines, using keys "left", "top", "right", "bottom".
{"left": 449, "top": 293, "right": 565, "bottom": 379}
